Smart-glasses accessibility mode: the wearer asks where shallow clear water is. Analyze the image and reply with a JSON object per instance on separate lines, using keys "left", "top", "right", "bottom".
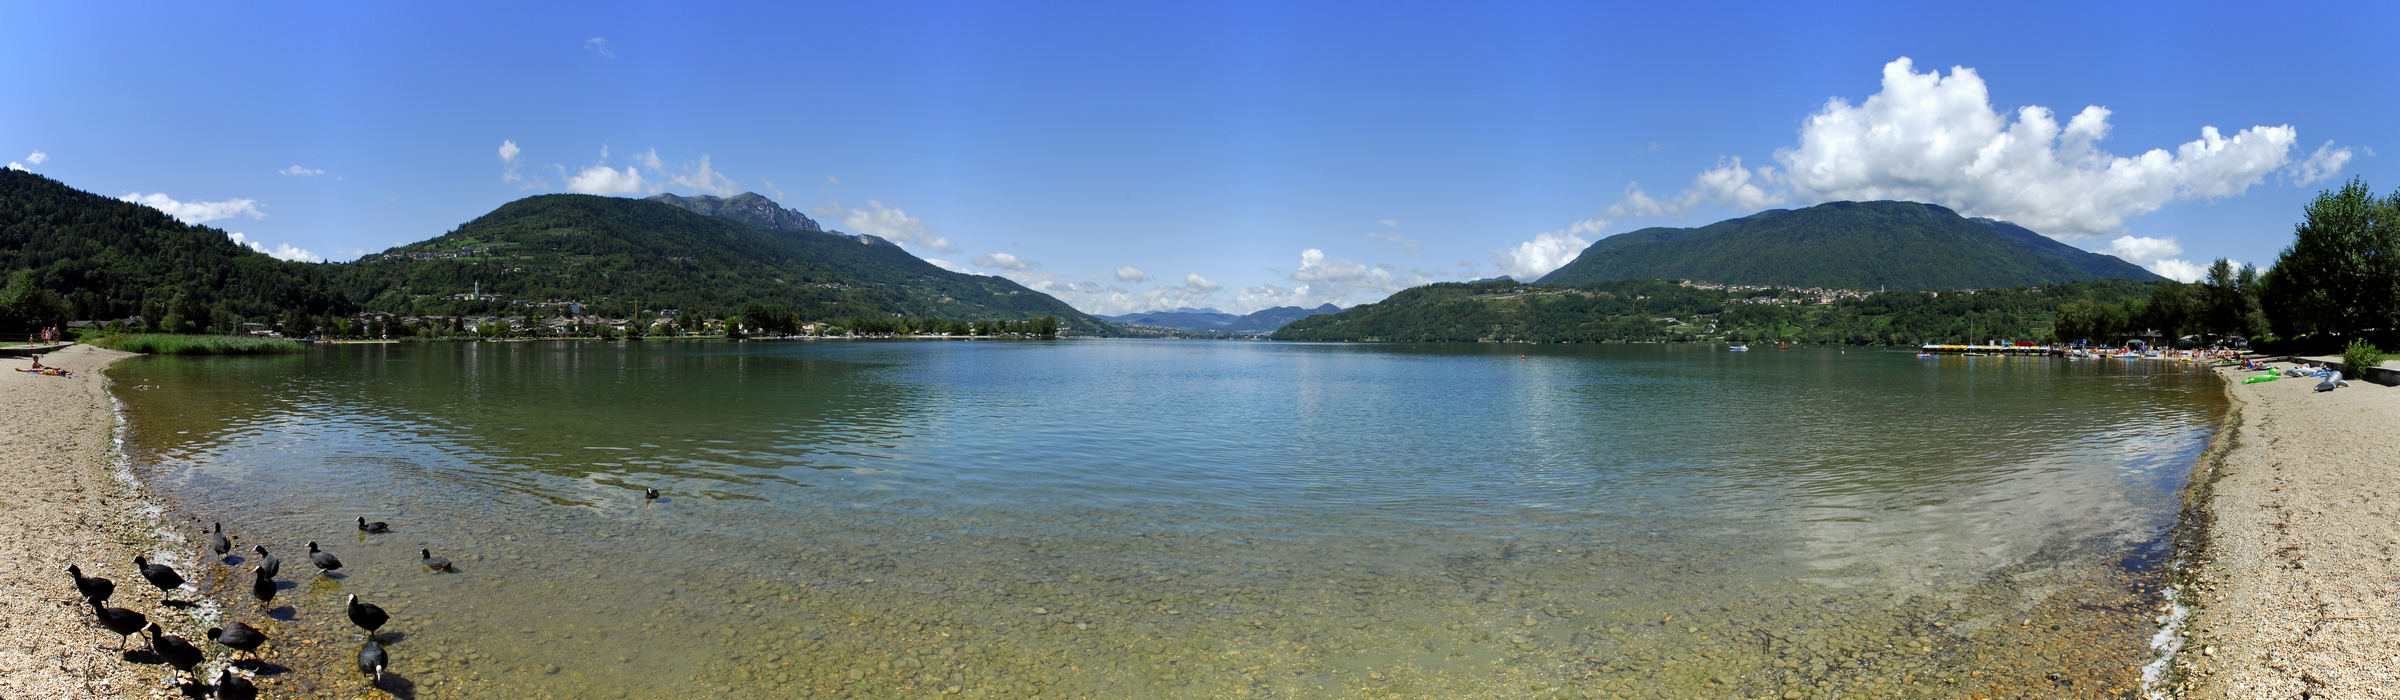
{"left": 115, "top": 341, "right": 2221, "bottom": 697}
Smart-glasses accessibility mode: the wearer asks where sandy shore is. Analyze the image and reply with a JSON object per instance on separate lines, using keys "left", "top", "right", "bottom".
{"left": 2174, "top": 361, "right": 2400, "bottom": 697}
{"left": 0, "top": 345, "right": 172, "bottom": 698}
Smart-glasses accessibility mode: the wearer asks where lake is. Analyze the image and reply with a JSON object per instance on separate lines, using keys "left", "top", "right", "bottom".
{"left": 114, "top": 340, "right": 2222, "bottom": 698}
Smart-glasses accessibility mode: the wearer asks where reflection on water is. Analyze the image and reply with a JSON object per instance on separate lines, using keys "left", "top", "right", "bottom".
{"left": 116, "top": 341, "right": 2220, "bottom": 697}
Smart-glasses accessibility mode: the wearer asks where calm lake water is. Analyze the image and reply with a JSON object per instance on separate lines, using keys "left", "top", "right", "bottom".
{"left": 114, "top": 341, "right": 2222, "bottom": 698}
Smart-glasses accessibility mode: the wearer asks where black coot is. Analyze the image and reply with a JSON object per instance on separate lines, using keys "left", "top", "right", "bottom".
{"left": 358, "top": 640, "right": 388, "bottom": 683}
{"left": 346, "top": 594, "right": 389, "bottom": 636}
{"left": 357, "top": 516, "right": 389, "bottom": 533}
{"left": 645, "top": 487, "right": 660, "bottom": 499}
{"left": 133, "top": 555, "right": 184, "bottom": 600}
{"left": 249, "top": 567, "right": 276, "bottom": 606}
{"left": 146, "top": 622, "right": 204, "bottom": 681}
{"left": 214, "top": 669, "right": 258, "bottom": 700}
{"left": 251, "top": 545, "right": 280, "bottom": 579}
{"left": 87, "top": 598, "right": 145, "bottom": 650}
{"left": 209, "top": 522, "right": 231, "bottom": 556}
{"left": 420, "top": 548, "right": 454, "bottom": 573}
{"left": 208, "top": 621, "right": 268, "bottom": 660}
{"left": 67, "top": 564, "right": 114, "bottom": 603}
{"left": 307, "top": 541, "right": 342, "bottom": 575}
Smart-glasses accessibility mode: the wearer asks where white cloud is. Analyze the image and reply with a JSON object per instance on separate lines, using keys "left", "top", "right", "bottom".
{"left": 1378, "top": 219, "right": 1398, "bottom": 228}
{"left": 227, "top": 232, "right": 324, "bottom": 263}
{"left": 1183, "top": 273, "right": 1220, "bottom": 292}
{"left": 2289, "top": 141, "right": 2354, "bottom": 186}
{"left": 1494, "top": 218, "right": 1604, "bottom": 281}
{"left": 584, "top": 37, "right": 615, "bottom": 58}
{"left": 1614, "top": 57, "right": 2308, "bottom": 239}
{"left": 2102, "top": 235, "right": 2208, "bottom": 281}
{"left": 1368, "top": 230, "right": 1422, "bottom": 249}
{"left": 1683, "top": 157, "right": 1782, "bottom": 211}
{"left": 1242, "top": 249, "right": 1433, "bottom": 311}
{"left": 1605, "top": 183, "right": 1669, "bottom": 219}
{"left": 499, "top": 139, "right": 525, "bottom": 184}
{"left": 1114, "top": 266, "right": 1150, "bottom": 282}
{"left": 279, "top": 164, "right": 325, "bottom": 177}
{"left": 118, "top": 192, "right": 266, "bottom": 224}
{"left": 4, "top": 162, "right": 22, "bottom": 172}
{"left": 664, "top": 154, "right": 738, "bottom": 196}
{"left": 636, "top": 148, "right": 665, "bottom": 170}
{"left": 838, "top": 200, "right": 954, "bottom": 252}
{"left": 2149, "top": 259, "right": 2206, "bottom": 283}
{"left": 759, "top": 177, "right": 789, "bottom": 203}
{"left": 972, "top": 252, "right": 1034, "bottom": 270}
{"left": 565, "top": 165, "right": 648, "bottom": 195}
{"left": 2102, "top": 235, "right": 2182, "bottom": 265}
{"left": 26, "top": 151, "right": 48, "bottom": 165}
{"left": 922, "top": 257, "right": 972, "bottom": 274}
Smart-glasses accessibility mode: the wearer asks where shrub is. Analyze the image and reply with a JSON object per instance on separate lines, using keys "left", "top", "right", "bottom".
{"left": 2341, "top": 338, "right": 2385, "bottom": 377}
{"left": 87, "top": 333, "right": 303, "bottom": 355}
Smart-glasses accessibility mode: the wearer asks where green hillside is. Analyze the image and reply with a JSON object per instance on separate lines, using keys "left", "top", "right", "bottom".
{"left": 1537, "top": 200, "right": 2162, "bottom": 290}
{"left": 333, "top": 194, "right": 1113, "bottom": 332}
{"left": 0, "top": 169, "right": 347, "bottom": 332}
{"left": 1268, "top": 278, "right": 2165, "bottom": 345}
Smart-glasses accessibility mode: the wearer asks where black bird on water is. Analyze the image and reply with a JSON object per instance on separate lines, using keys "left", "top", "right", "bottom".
{"left": 87, "top": 598, "right": 145, "bottom": 650}
{"left": 251, "top": 544, "right": 280, "bottom": 579}
{"left": 307, "top": 541, "right": 342, "bottom": 575}
{"left": 209, "top": 522, "right": 231, "bottom": 557}
{"left": 145, "top": 622, "right": 204, "bottom": 682}
{"left": 214, "top": 669, "right": 258, "bottom": 700}
{"left": 133, "top": 555, "right": 184, "bottom": 600}
{"left": 645, "top": 486, "right": 659, "bottom": 499}
{"left": 346, "top": 594, "right": 390, "bottom": 637}
{"left": 66, "top": 564, "right": 114, "bottom": 603}
{"left": 358, "top": 639, "right": 388, "bottom": 684}
{"left": 249, "top": 567, "right": 276, "bottom": 606}
{"left": 357, "top": 516, "right": 389, "bottom": 533}
{"left": 420, "top": 548, "right": 454, "bottom": 573}
{"left": 208, "top": 621, "right": 268, "bottom": 661}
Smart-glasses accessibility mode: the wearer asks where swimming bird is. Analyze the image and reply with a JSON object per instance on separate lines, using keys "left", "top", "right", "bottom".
{"left": 346, "top": 594, "right": 389, "bottom": 637}
{"left": 214, "top": 669, "right": 257, "bottom": 700}
{"left": 133, "top": 555, "right": 184, "bottom": 600}
{"left": 87, "top": 598, "right": 145, "bottom": 650}
{"left": 145, "top": 622, "right": 204, "bottom": 682}
{"left": 421, "top": 548, "right": 454, "bottom": 572}
{"left": 357, "top": 516, "right": 389, "bottom": 533}
{"left": 645, "top": 487, "right": 659, "bottom": 499}
{"left": 207, "top": 621, "right": 267, "bottom": 661}
{"left": 209, "top": 522, "right": 231, "bottom": 557}
{"left": 67, "top": 564, "right": 114, "bottom": 603}
{"left": 357, "top": 640, "right": 388, "bottom": 684}
{"left": 307, "top": 541, "right": 342, "bottom": 575}
{"left": 249, "top": 567, "right": 276, "bottom": 606}
{"left": 251, "top": 544, "right": 280, "bottom": 579}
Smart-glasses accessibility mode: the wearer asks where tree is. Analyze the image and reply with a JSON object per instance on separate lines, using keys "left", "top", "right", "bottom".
{"left": 2263, "top": 178, "right": 2400, "bottom": 342}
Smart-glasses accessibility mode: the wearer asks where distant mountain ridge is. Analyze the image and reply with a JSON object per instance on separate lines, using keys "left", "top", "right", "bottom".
{"left": 335, "top": 193, "right": 1114, "bottom": 331}
{"left": 1104, "top": 304, "right": 1343, "bottom": 333}
{"left": 1536, "top": 200, "right": 2162, "bottom": 290}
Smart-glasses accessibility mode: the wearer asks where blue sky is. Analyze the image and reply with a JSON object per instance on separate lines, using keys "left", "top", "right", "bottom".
{"left": 5, "top": 2, "right": 2393, "bottom": 314}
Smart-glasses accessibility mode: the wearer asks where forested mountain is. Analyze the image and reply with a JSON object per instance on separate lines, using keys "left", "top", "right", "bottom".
{"left": 1227, "top": 304, "right": 1343, "bottom": 332}
{"left": 0, "top": 170, "right": 347, "bottom": 332}
{"left": 333, "top": 194, "right": 1113, "bottom": 330}
{"left": 1537, "top": 201, "right": 2161, "bottom": 290}
{"left": 1269, "top": 278, "right": 2165, "bottom": 345}
{"left": 647, "top": 192, "right": 826, "bottom": 233}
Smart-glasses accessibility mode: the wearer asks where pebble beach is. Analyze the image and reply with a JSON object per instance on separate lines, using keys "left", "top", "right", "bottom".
{"left": 2173, "top": 361, "right": 2400, "bottom": 697}
{"left": 0, "top": 345, "right": 159, "bottom": 698}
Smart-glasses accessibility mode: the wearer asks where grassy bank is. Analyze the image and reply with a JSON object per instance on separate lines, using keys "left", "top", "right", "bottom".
{"left": 84, "top": 333, "right": 304, "bottom": 355}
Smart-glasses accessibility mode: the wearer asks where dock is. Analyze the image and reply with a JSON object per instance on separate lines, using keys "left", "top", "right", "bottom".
{"left": 1918, "top": 344, "right": 2054, "bottom": 355}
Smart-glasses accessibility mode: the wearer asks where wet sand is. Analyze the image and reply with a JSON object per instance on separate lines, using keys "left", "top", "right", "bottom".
{"left": 0, "top": 345, "right": 172, "bottom": 697}
{"left": 2173, "top": 361, "right": 2400, "bottom": 697}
